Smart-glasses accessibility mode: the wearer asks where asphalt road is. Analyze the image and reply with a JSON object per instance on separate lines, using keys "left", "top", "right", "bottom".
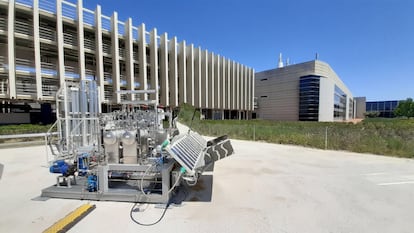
{"left": 1, "top": 138, "right": 414, "bottom": 233}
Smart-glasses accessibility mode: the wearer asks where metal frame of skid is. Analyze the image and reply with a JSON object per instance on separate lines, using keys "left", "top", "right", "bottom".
{"left": 41, "top": 161, "right": 175, "bottom": 203}
{"left": 41, "top": 80, "right": 235, "bottom": 204}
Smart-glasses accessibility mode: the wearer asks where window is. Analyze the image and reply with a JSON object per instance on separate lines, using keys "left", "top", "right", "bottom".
{"left": 299, "top": 76, "right": 320, "bottom": 121}
{"left": 334, "top": 85, "right": 347, "bottom": 120}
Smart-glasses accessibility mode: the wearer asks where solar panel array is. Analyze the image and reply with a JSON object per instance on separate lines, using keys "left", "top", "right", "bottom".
{"left": 168, "top": 132, "right": 207, "bottom": 173}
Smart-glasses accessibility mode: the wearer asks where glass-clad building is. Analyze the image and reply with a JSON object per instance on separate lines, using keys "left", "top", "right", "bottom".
{"left": 366, "top": 100, "right": 400, "bottom": 118}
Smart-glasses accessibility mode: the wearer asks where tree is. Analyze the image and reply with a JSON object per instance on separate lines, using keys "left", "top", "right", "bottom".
{"left": 364, "top": 111, "right": 380, "bottom": 118}
{"left": 394, "top": 98, "right": 414, "bottom": 118}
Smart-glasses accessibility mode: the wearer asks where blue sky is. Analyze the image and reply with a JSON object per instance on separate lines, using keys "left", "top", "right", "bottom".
{"left": 80, "top": 0, "right": 413, "bottom": 101}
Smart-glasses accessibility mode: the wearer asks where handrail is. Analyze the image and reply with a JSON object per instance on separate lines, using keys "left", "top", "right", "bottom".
{"left": 0, "top": 132, "right": 58, "bottom": 140}
{"left": 47, "top": 120, "right": 59, "bottom": 136}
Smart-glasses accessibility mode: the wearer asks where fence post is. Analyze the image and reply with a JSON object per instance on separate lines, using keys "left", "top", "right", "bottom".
{"left": 253, "top": 125, "right": 256, "bottom": 141}
{"left": 325, "top": 126, "right": 328, "bottom": 150}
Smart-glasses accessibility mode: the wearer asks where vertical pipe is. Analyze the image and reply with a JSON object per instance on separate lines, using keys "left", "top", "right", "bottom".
{"left": 80, "top": 81, "right": 87, "bottom": 146}
{"left": 70, "top": 87, "right": 76, "bottom": 148}
{"left": 61, "top": 84, "right": 69, "bottom": 150}
{"left": 88, "top": 81, "right": 94, "bottom": 143}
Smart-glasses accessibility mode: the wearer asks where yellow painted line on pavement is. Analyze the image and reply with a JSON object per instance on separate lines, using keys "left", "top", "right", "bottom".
{"left": 43, "top": 203, "right": 96, "bottom": 233}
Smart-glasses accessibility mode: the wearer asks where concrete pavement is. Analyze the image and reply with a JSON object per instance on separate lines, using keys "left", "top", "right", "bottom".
{"left": 1, "top": 139, "right": 414, "bottom": 232}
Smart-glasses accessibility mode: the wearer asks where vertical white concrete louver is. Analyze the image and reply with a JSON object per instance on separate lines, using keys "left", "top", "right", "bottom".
{"left": 1, "top": 0, "right": 254, "bottom": 118}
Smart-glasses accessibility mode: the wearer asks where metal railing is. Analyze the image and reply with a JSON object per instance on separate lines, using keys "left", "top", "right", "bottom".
{"left": 0, "top": 79, "right": 8, "bottom": 95}
{"left": 15, "top": 0, "right": 32, "bottom": 7}
{"left": 104, "top": 86, "right": 113, "bottom": 100}
{"left": 11, "top": 0, "right": 154, "bottom": 44}
{"left": 16, "top": 58, "right": 35, "bottom": 73}
{"left": 102, "top": 42, "right": 111, "bottom": 54}
{"left": 0, "top": 17, "right": 6, "bottom": 31}
{"left": 101, "top": 15, "right": 111, "bottom": 32}
{"left": 0, "top": 55, "right": 5, "bottom": 67}
{"left": 84, "top": 37, "right": 95, "bottom": 50}
{"left": 65, "top": 65, "right": 79, "bottom": 79}
{"left": 41, "top": 62, "right": 57, "bottom": 76}
{"left": 16, "top": 77, "right": 37, "bottom": 95}
{"left": 15, "top": 20, "right": 33, "bottom": 36}
{"left": 85, "top": 69, "right": 95, "bottom": 80}
{"left": 42, "top": 81, "right": 59, "bottom": 97}
{"left": 39, "top": 0, "right": 56, "bottom": 14}
{"left": 63, "top": 32, "right": 78, "bottom": 46}
{"left": 118, "top": 47, "right": 125, "bottom": 58}
{"left": 132, "top": 26, "right": 138, "bottom": 40}
{"left": 117, "top": 21, "right": 125, "bottom": 36}
{"left": 103, "top": 72, "right": 112, "bottom": 84}
{"left": 39, "top": 26, "right": 56, "bottom": 41}
{"left": 0, "top": 132, "right": 58, "bottom": 140}
{"left": 83, "top": 8, "right": 95, "bottom": 26}
{"left": 61, "top": 1, "right": 76, "bottom": 20}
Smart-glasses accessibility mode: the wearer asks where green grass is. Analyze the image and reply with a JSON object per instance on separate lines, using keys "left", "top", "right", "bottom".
{"left": 0, "top": 124, "right": 52, "bottom": 135}
{"left": 0, "top": 124, "right": 52, "bottom": 144}
{"left": 3, "top": 106, "right": 413, "bottom": 158}
{"left": 177, "top": 104, "right": 414, "bottom": 158}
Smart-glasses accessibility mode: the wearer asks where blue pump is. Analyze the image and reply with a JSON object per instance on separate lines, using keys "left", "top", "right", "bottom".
{"left": 87, "top": 175, "right": 97, "bottom": 192}
{"left": 49, "top": 160, "right": 70, "bottom": 176}
{"left": 77, "top": 153, "right": 90, "bottom": 176}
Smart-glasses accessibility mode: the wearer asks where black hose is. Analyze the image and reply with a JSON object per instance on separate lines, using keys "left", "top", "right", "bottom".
{"left": 129, "top": 202, "right": 170, "bottom": 226}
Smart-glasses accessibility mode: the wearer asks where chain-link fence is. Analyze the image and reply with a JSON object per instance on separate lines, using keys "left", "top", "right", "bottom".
{"left": 190, "top": 121, "right": 414, "bottom": 158}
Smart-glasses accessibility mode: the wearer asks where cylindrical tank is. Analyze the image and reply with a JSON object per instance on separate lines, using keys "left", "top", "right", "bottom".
{"left": 103, "top": 131, "right": 118, "bottom": 145}
{"left": 121, "top": 131, "right": 136, "bottom": 145}
{"left": 122, "top": 130, "right": 138, "bottom": 164}
{"left": 103, "top": 130, "right": 120, "bottom": 164}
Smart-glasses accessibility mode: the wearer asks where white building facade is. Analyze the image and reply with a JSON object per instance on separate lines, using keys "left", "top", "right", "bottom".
{"left": 0, "top": 0, "right": 254, "bottom": 119}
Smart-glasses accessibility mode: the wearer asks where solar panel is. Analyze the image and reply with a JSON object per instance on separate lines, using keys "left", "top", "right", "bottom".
{"left": 167, "top": 132, "right": 206, "bottom": 174}
{"left": 167, "top": 132, "right": 234, "bottom": 175}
